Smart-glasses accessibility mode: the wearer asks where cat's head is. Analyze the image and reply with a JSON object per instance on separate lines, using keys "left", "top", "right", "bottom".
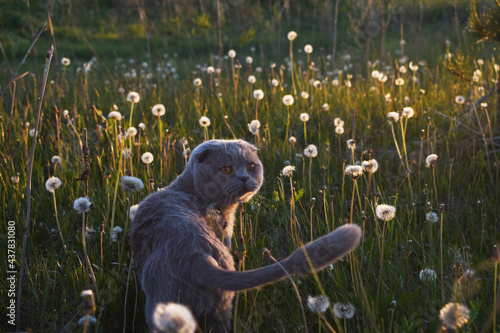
{"left": 187, "top": 140, "right": 263, "bottom": 208}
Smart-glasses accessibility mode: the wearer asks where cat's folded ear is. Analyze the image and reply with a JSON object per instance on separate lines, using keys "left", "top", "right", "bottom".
{"left": 194, "top": 147, "right": 212, "bottom": 163}
{"left": 239, "top": 140, "right": 259, "bottom": 152}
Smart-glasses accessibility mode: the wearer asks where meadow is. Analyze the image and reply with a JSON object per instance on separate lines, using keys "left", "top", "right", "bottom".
{"left": 0, "top": 0, "right": 499, "bottom": 332}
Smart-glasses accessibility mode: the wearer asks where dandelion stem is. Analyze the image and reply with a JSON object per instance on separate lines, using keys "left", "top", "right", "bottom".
{"left": 440, "top": 208, "right": 444, "bottom": 305}
{"left": 53, "top": 193, "right": 67, "bottom": 253}
{"left": 390, "top": 122, "right": 405, "bottom": 171}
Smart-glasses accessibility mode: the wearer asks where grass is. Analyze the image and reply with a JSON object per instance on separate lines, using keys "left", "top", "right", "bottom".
{"left": 1, "top": 0, "right": 500, "bottom": 332}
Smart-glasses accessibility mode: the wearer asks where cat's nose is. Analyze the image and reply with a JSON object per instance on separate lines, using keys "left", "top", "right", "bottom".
{"left": 239, "top": 175, "right": 248, "bottom": 182}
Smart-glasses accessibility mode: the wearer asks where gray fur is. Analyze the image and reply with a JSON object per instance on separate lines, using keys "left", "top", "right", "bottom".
{"left": 130, "top": 139, "right": 361, "bottom": 332}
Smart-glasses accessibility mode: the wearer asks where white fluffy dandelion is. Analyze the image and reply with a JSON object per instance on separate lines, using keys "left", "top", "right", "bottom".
{"left": 271, "top": 79, "right": 279, "bottom": 87}
{"left": 439, "top": 302, "right": 470, "bottom": 329}
{"left": 426, "top": 212, "right": 439, "bottom": 223}
{"left": 300, "top": 91, "right": 309, "bottom": 99}
{"left": 51, "top": 155, "right": 62, "bottom": 164}
{"left": 335, "top": 126, "right": 344, "bottom": 135}
{"left": 287, "top": 31, "right": 297, "bottom": 41}
{"left": 304, "top": 44, "right": 313, "bottom": 54}
{"left": 282, "top": 95, "right": 294, "bottom": 106}
{"left": 111, "top": 226, "right": 123, "bottom": 242}
{"left": 253, "top": 89, "right": 264, "bottom": 100}
{"left": 248, "top": 75, "right": 256, "bottom": 84}
{"left": 455, "top": 95, "right": 465, "bottom": 104}
{"left": 333, "top": 303, "right": 355, "bottom": 319}
{"left": 362, "top": 159, "right": 379, "bottom": 173}
{"left": 402, "top": 107, "right": 414, "bottom": 118}
{"left": 376, "top": 204, "right": 396, "bottom": 221}
{"left": 395, "top": 78, "right": 405, "bottom": 86}
{"left": 127, "top": 91, "right": 140, "bottom": 103}
{"left": 426, "top": 154, "right": 438, "bottom": 167}
{"left": 152, "top": 104, "right": 166, "bottom": 116}
{"left": 306, "top": 295, "right": 330, "bottom": 314}
{"left": 193, "top": 78, "right": 202, "bottom": 86}
{"left": 419, "top": 268, "right": 437, "bottom": 282}
{"left": 345, "top": 165, "right": 363, "bottom": 180}
{"left": 347, "top": 139, "right": 356, "bottom": 150}
{"left": 153, "top": 303, "right": 197, "bottom": 333}
{"left": 61, "top": 57, "right": 71, "bottom": 66}
{"left": 248, "top": 120, "right": 261, "bottom": 135}
{"left": 108, "top": 111, "right": 122, "bottom": 121}
{"left": 228, "top": 50, "right": 236, "bottom": 58}
{"left": 73, "top": 197, "right": 92, "bottom": 214}
{"left": 387, "top": 111, "right": 399, "bottom": 123}
{"left": 304, "top": 144, "right": 318, "bottom": 158}
{"left": 141, "top": 152, "right": 154, "bottom": 164}
{"left": 281, "top": 165, "right": 295, "bottom": 177}
{"left": 120, "top": 176, "right": 144, "bottom": 193}
{"left": 300, "top": 113, "right": 309, "bottom": 122}
{"left": 129, "top": 204, "right": 139, "bottom": 220}
{"left": 45, "top": 177, "right": 62, "bottom": 193}
{"left": 199, "top": 116, "right": 211, "bottom": 127}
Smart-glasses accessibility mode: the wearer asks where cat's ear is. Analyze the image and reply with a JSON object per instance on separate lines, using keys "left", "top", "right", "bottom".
{"left": 239, "top": 140, "right": 259, "bottom": 152}
{"left": 195, "top": 148, "right": 213, "bottom": 163}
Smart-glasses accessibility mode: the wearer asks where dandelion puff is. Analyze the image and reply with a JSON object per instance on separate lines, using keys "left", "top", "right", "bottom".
{"left": 455, "top": 95, "right": 465, "bottom": 104}
{"left": 426, "top": 154, "right": 438, "bottom": 167}
{"left": 395, "top": 78, "right": 405, "bottom": 86}
{"left": 362, "top": 159, "right": 379, "bottom": 173}
{"left": 111, "top": 226, "right": 123, "bottom": 242}
{"left": 333, "top": 303, "right": 355, "bottom": 319}
{"left": 306, "top": 295, "right": 330, "bottom": 314}
{"left": 402, "top": 107, "right": 414, "bottom": 118}
{"left": 11, "top": 176, "right": 20, "bottom": 183}
{"left": 127, "top": 91, "right": 140, "bottom": 103}
{"left": 304, "top": 144, "right": 318, "bottom": 158}
{"left": 426, "top": 212, "right": 439, "bottom": 223}
{"left": 120, "top": 176, "right": 145, "bottom": 193}
{"left": 304, "top": 44, "right": 313, "bottom": 54}
{"left": 129, "top": 204, "right": 140, "bottom": 220}
{"left": 282, "top": 95, "right": 294, "bottom": 106}
{"left": 78, "top": 315, "right": 97, "bottom": 327}
{"left": 152, "top": 104, "right": 166, "bottom": 116}
{"left": 371, "top": 70, "right": 380, "bottom": 78}
{"left": 322, "top": 103, "right": 330, "bottom": 111}
{"left": 86, "top": 226, "right": 96, "bottom": 238}
{"left": 45, "top": 177, "right": 62, "bottom": 193}
{"left": 419, "top": 268, "right": 437, "bottom": 282}
{"left": 248, "top": 75, "right": 256, "bottom": 84}
{"left": 51, "top": 155, "right": 62, "bottom": 164}
{"left": 253, "top": 89, "right": 264, "bottom": 100}
{"left": 345, "top": 165, "right": 363, "bottom": 180}
{"left": 193, "top": 78, "right": 202, "bottom": 86}
{"left": 80, "top": 289, "right": 96, "bottom": 314}
{"left": 108, "top": 111, "right": 122, "bottom": 121}
{"left": 126, "top": 127, "right": 137, "bottom": 137}
{"left": 335, "top": 126, "right": 344, "bottom": 135}
{"left": 387, "top": 111, "right": 399, "bottom": 123}
{"left": 153, "top": 302, "right": 197, "bottom": 333}
{"left": 248, "top": 120, "right": 261, "bottom": 135}
{"left": 138, "top": 123, "right": 146, "bottom": 131}
{"left": 246, "top": 56, "right": 253, "bottom": 64}
{"left": 301, "top": 91, "right": 309, "bottom": 99}
{"left": 347, "top": 139, "right": 356, "bottom": 150}
{"left": 206, "top": 66, "right": 215, "bottom": 74}
{"left": 62, "top": 110, "right": 69, "bottom": 118}
{"left": 141, "top": 152, "right": 154, "bottom": 164}
{"left": 439, "top": 302, "right": 470, "bottom": 329}
{"left": 122, "top": 148, "right": 133, "bottom": 159}
{"left": 199, "top": 116, "right": 211, "bottom": 127}
{"left": 287, "top": 31, "right": 297, "bottom": 41}
{"left": 334, "top": 118, "right": 344, "bottom": 127}
{"left": 228, "top": 50, "right": 236, "bottom": 58}
{"left": 271, "top": 79, "right": 279, "bottom": 87}
{"left": 300, "top": 113, "right": 309, "bottom": 122}
{"left": 376, "top": 204, "right": 396, "bottom": 221}
{"left": 289, "top": 136, "right": 297, "bottom": 143}
{"left": 281, "top": 165, "right": 295, "bottom": 177}
{"left": 29, "top": 128, "right": 36, "bottom": 137}
{"left": 61, "top": 57, "right": 71, "bottom": 66}
{"left": 73, "top": 197, "right": 92, "bottom": 214}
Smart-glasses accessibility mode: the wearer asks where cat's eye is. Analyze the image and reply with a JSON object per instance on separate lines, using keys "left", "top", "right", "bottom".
{"left": 220, "top": 166, "right": 232, "bottom": 174}
{"left": 247, "top": 163, "right": 255, "bottom": 171}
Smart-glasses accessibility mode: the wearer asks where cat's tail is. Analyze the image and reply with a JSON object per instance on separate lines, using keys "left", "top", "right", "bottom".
{"left": 196, "top": 224, "right": 361, "bottom": 291}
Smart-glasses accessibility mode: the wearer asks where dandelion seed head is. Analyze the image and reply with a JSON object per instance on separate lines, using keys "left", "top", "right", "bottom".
{"left": 376, "top": 204, "right": 396, "bottom": 221}
{"left": 248, "top": 120, "right": 261, "bottom": 135}
{"left": 152, "top": 104, "right": 166, "bottom": 116}
{"left": 11, "top": 176, "right": 20, "bottom": 183}
{"left": 248, "top": 75, "right": 256, "bottom": 84}
{"left": 289, "top": 136, "right": 297, "bottom": 143}
{"left": 439, "top": 302, "right": 470, "bottom": 329}
{"left": 122, "top": 148, "right": 132, "bottom": 159}
{"left": 334, "top": 118, "right": 344, "bottom": 127}
{"left": 419, "top": 268, "right": 437, "bottom": 282}
{"left": 287, "top": 31, "right": 297, "bottom": 41}
{"left": 138, "top": 123, "right": 146, "bottom": 131}
{"left": 73, "top": 197, "right": 92, "bottom": 214}
{"left": 332, "top": 78, "right": 339, "bottom": 86}
{"left": 51, "top": 155, "right": 62, "bottom": 164}
{"left": 193, "top": 78, "right": 202, "bottom": 86}
{"left": 362, "top": 159, "right": 379, "bottom": 173}
{"left": 153, "top": 303, "right": 197, "bottom": 333}
{"left": 426, "top": 212, "right": 439, "bottom": 223}
{"left": 300, "top": 113, "right": 309, "bottom": 122}
{"left": 409, "top": 61, "right": 419, "bottom": 71}
{"left": 333, "top": 303, "right": 355, "bottom": 319}
{"left": 126, "top": 127, "right": 137, "bottom": 137}
{"left": 111, "top": 226, "right": 123, "bottom": 242}
{"left": 282, "top": 165, "right": 296, "bottom": 177}
{"left": 304, "top": 44, "right": 313, "bottom": 54}
{"left": 402, "top": 107, "right": 414, "bottom": 118}
{"left": 271, "top": 79, "right": 279, "bottom": 87}
{"left": 108, "top": 111, "right": 122, "bottom": 121}
{"left": 306, "top": 295, "right": 330, "bottom": 313}
{"left": 387, "top": 111, "right": 399, "bottom": 123}
{"left": 246, "top": 56, "right": 253, "bottom": 64}
{"left": 183, "top": 148, "right": 191, "bottom": 159}
{"left": 301, "top": 91, "right": 309, "bottom": 99}
{"left": 253, "top": 89, "right": 264, "bottom": 100}
{"left": 199, "top": 116, "right": 211, "bottom": 127}
{"left": 347, "top": 139, "right": 356, "bottom": 150}
{"left": 120, "top": 176, "right": 145, "bottom": 193}
{"left": 228, "top": 50, "right": 236, "bottom": 58}
{"left": 322, "top": 103, "right": 330, "bottom": 111}
{"left": 371, "top": 70, "right": 380, "bottom": 78}
{"left": 335, "top": 126, "right": 344, "bottom": 135}
{"left": 313, "top": 80, "right": 321, "bottom": 88}
{"left": 127, "top": 91, "right": 140, "bottom": 103}
{"left": 426, "top": 154, "right": 438, "bottom": 167}
{"left": 399, "top": 66, "right": 407, "bottom": 74}
{"left": 455, "top": 95, "right": 465, "bottom": 104}
{"left": 61, "top": 57, "right": 71, "bottom": 66}
{"left": 282, "top": 95, "right": 294, "bottom": 106}
{"left": 206, "top": 66, "right": 215, "bottom": 74}
{"left": 45, "top": 177, "right": 62, "bottom": 193}
{"left": 345, "top": 165, "right": 363, "bottom": 180}
{"left": 141, "top": 152, "right": 154, "bottom": 164}
{"left": 28, "top": 128, "right": 36, "bottom": 137}
{"left": 129, "top": 204, "right": 140, "bottom": 220}
{"left": 304, "top": 144, "right": 318, "bottom": 158}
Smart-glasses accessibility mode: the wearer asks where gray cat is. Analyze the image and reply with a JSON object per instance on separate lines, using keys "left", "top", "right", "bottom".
{"left": 130, "top": 139, "right": 361, "bottom": 332}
